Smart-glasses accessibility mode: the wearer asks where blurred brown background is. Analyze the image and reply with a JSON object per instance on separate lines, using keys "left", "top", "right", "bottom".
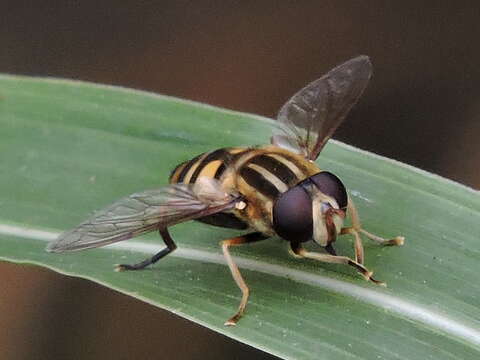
{"left": 1, "top": 1, "right": 479, "bottom": 359}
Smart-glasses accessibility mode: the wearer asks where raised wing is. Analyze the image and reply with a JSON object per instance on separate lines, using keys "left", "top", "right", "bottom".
{"left": 46, "top": 178, "right": 242, "bottom": 252}
{"left": 271, "top": 55, "right": 372, "bottom": 160}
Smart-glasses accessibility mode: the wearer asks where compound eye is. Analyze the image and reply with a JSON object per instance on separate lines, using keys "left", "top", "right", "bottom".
{"left": 273, "top": 186, "right": 312, "bottom": 242}
{"left": 310, "top": 171, "right": 348, "bottom": 209}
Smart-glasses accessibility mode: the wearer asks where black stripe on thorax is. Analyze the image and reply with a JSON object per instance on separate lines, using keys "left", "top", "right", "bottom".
{"left": 248, "top": 154, "right": 298, "bottom": 187}
{"left": 240, "top": 166, "right": 280, "bottom": 200}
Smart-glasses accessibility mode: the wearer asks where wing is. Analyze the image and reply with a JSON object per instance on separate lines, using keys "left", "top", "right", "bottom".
{"left": 46, "top": 178, "right": 242, "bottom": 252}
{"left": 271, "top": 55, "right": 372, "bottom": 160}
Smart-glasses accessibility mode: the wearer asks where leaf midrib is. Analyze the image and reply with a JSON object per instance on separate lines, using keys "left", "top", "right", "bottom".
{"left": 1, "top": 221, "right": 479, "bottom": 352}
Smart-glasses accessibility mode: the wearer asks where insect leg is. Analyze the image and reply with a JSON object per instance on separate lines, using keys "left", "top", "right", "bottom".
{"left": 340, "top": 227, "right": 365, "bottom": 264}
{"left": 290, "top": 242, "right": 385, "bottom": 286}
{"left": 115, "top": 228, "right": 177, "bottom": 271}
{"left": 324, "top": 243, "right": 337, "bottom": 256}
{"left": 347, "top": 197, "right": 404, "bottom": 246}
{"left": 221, "top": 232, "right": 268, "bottom": 326}
{"left": 322, "top": 207, "right": 348, "bottom": 257}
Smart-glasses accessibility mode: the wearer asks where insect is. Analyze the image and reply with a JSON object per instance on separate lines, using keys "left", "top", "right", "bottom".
{"left": 47, "top": 56, "right": 404, "bottom": 326}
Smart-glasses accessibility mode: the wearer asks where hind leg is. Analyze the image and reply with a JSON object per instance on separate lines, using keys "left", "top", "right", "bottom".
{"left": 115, "top": 228, "right": 177, "bottom": 271}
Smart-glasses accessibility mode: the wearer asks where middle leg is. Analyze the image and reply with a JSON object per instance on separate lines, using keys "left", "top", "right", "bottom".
{"left": 290, "top": 242, "right": 385, "bottom": 286}
{"left": 221, "top": 232, "right": 268, "bottom": 326}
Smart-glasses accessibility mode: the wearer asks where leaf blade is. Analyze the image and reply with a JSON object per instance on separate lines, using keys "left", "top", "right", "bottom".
{"left": 1, "top": 74, "right": 479, "bottom": 360}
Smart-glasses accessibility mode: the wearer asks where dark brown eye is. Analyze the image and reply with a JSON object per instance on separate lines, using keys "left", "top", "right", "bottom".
{"left": 272, "top": 186, "right": 312, "bottom": 242}
{"left": 310, "top": 171, "right": 347, "bottom": 209}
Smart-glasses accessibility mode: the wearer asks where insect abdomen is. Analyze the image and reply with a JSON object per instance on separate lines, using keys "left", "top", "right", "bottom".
{"left": 169, "top": 147, "right": 248, "bottom": 184}
{"left": 169, "top": 147, "right": 252, "bottom": 230}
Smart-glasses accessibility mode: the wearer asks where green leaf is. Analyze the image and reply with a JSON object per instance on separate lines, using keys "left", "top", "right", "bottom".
{"left": 1, "top": 74, "right": 479, "bottom": 360}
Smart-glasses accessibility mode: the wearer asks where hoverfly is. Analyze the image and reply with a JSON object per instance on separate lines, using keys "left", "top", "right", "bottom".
{"left": 47, "top": 56, "right": 404, "bottom": 326}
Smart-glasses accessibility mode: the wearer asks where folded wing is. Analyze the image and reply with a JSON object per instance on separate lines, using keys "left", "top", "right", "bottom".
{"left": 47, "top": 178, "right": 242, "bottom": 252}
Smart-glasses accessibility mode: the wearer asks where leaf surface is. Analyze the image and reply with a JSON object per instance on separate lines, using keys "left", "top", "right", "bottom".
{"left": 1, "top": 74, "right": 479, "bottom": 360}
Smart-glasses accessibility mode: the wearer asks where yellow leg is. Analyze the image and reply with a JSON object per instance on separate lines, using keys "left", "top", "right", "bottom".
{"left": 347, "top": 197, "right": 405, "bottom": 246}
{"left": 221, "top": 232, "right": 267, "bottom": 326}
{"left": 291, "top": 242, "right": 385, "bottom": 286}
{"left": 341, "top": 227, "right": 365, "bottom": 264}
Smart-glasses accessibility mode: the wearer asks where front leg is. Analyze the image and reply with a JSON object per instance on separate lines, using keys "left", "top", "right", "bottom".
{"left": 347, "top": 197, "right": 404, "bottom": 246}
{"left": 340, "top": 226, "right": 365, "bottom": 264}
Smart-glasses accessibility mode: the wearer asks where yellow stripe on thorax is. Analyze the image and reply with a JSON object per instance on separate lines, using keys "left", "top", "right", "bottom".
{"left": 267, "top": 153, "right": 305, "bottom": 179}
{"left": 246, "top": 163, "right": 289, "bottom": 193}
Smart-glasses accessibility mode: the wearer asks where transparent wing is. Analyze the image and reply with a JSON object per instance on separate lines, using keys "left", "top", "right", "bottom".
{"left": 46, "top": 178, "right": 242, "bottom": 252}
{"left": 271, "top": 55, "right": 372, "bottom": 160}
